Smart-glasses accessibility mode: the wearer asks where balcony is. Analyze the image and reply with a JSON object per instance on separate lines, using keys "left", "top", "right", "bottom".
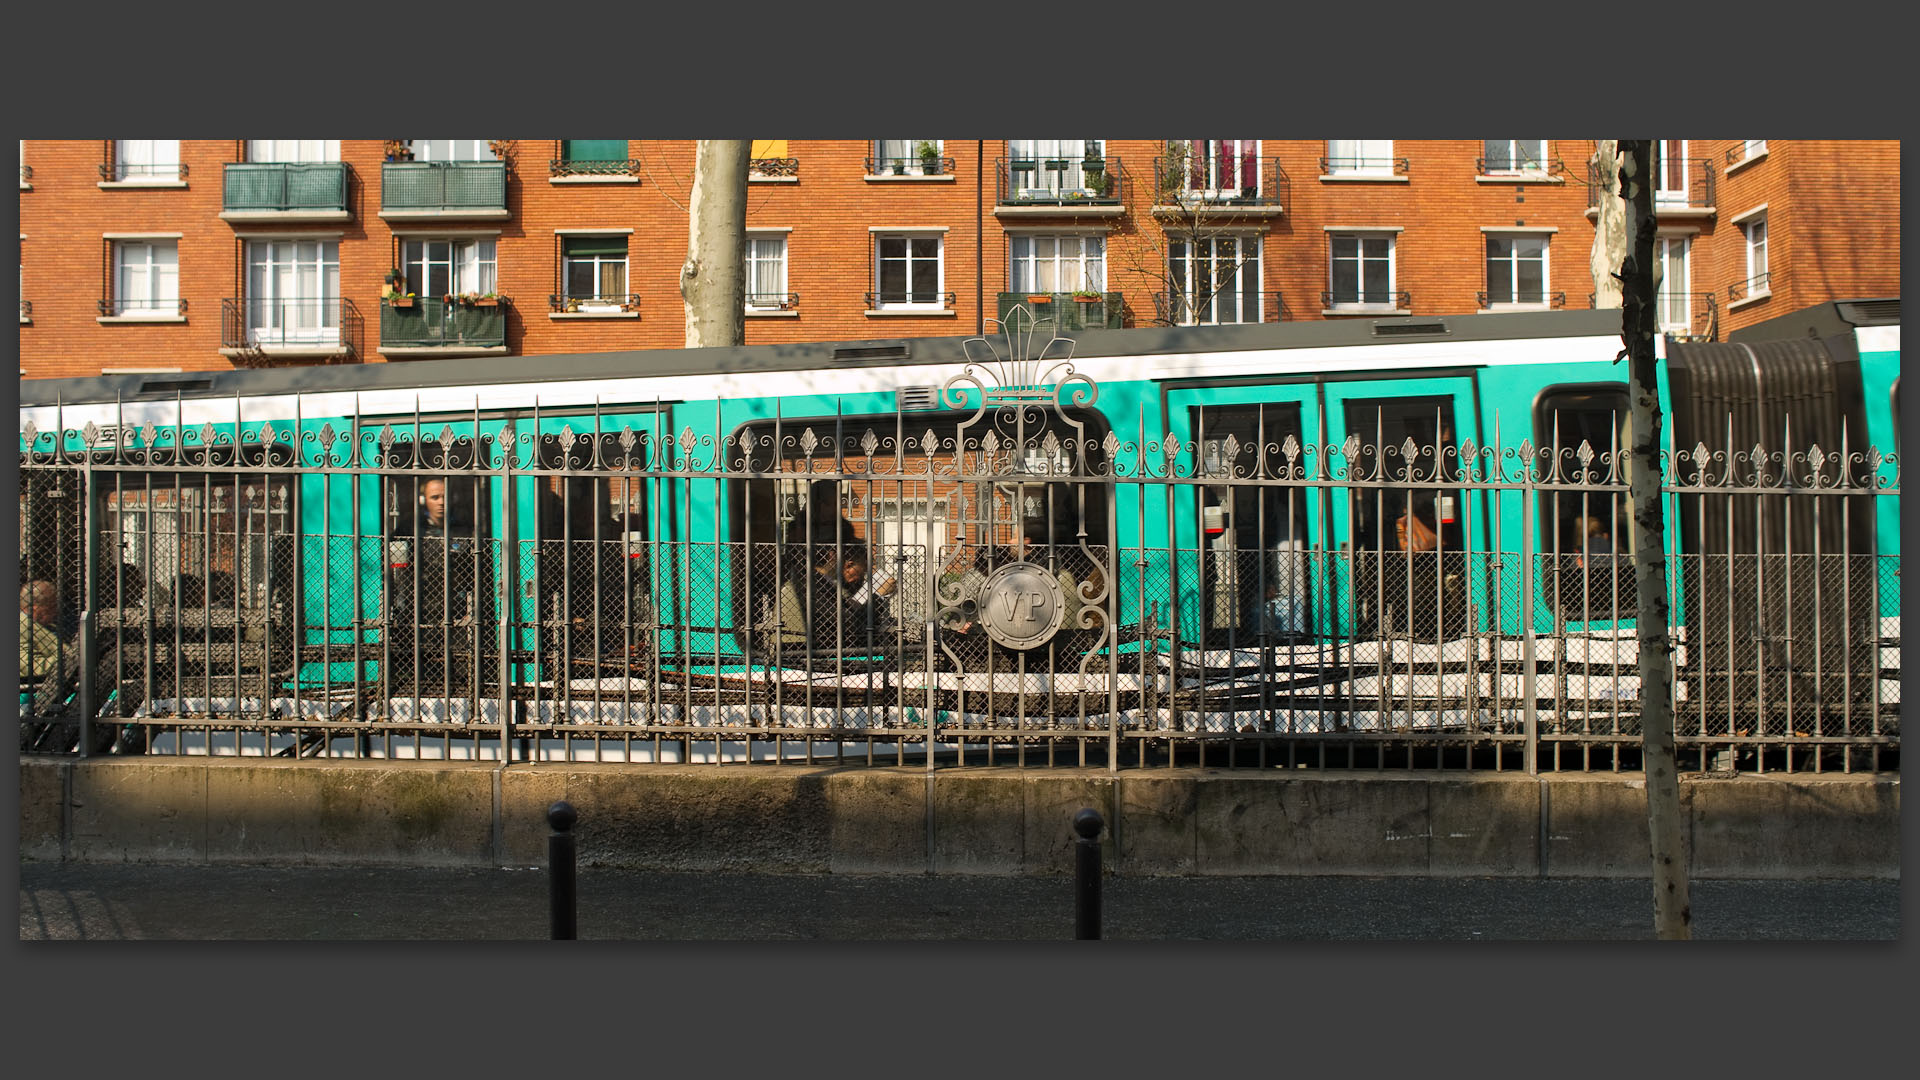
{"left": 1475, "top": 156, "right": 1563, "bottom": 179}
{"left": 1587, "top": 156, "right": 1715, "bottom": 219}
{"left": 1152, "top": 156, "right": 1287, "bottom": 217}
{"left": 221, "top": 162, "right": 352, "bottom": 222}
{"left": 749, "top": 158, "right": 798, "bottom": 181}
{"left": 746, "top": 291, "right": 800, "bottom": 315}
{"left": 548, "top": 293, "right": 640, "bottom": 317}
{"left": 1321, "top": 290, "right": 1412, "bottom": 316}
{"left": 219, "top": 298, "right": 362, "bottom": 362}
{"left": 19, "top": 300, "right": 30, "bottom": 323}
{"left": 1727, "top": 270, "right": 1775, "bottom": 310}
{"left": 996, "top": 292, "right": 1125, "bottom": 332}
{"left": 380, "top": 297, "right": 509, "bottom": 356}
{"left": 548, "top": 153, "right": 641, "bottom": 180}
{"left": 865, "top": 154, "right": 954, "bottom": 178}
{"left": 379, "top": 160, "right": 508, "bottom": 219}
{"left": 865, "top": 291, "right": 957, "bottom": 315}
{"left": 1319, "top": 155, "right": 1410, "bottom": 179}
{"left": 1152, "top": 291, "right": 1286, "bottom": 327}
{"left": 1591, "top": 290, "right": 1717, "bottom": 342}
{"left": 995, "top": 157, "right": 1126, "bottom": 216}
{"left": 1477, "top": 290, "right": 1567, "bottom": 311}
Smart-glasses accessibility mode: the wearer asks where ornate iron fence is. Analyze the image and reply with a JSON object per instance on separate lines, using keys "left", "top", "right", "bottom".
{"left": 18, "top": 317, "right": 1900, "bottom": 773}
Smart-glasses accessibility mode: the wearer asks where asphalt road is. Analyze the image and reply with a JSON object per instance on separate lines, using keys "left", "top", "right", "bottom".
{"left": 16, "top": 861, "right": 1900, "bottom": 940}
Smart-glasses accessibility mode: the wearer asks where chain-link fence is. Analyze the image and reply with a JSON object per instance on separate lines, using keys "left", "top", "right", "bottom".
{"left": 18, "top": 400, "right": 1900, "bottom": 774}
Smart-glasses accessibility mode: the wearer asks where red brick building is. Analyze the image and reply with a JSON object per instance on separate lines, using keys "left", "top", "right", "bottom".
{"left": 17, "top": 139, "right": 1899, "bottom": 379}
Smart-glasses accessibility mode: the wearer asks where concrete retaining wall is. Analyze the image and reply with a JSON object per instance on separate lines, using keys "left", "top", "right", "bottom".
{"left": 17, "top": 758, "right": 1901, "bottom": 879}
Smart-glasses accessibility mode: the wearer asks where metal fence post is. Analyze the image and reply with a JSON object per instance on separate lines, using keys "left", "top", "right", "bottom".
{"left": 548, "top": 800, "right": 576, "bottom": 940}
{"left": 1073, "top": 807, "right": 1103, "bottom": 940}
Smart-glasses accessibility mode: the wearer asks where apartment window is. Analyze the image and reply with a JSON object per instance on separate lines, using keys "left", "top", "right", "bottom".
{"left": 1170, "top": 140, "right": 1258, "bottom": 196}
{"left": 115, "top": 139, "right": 179, "bottom": 181}
{"left": 1744, "top": 139, "right": 1767, "bottom": 159}
{"left": 114, "top": 240, "right": 179, "bottom": 314}
{"left": 246, "top": 239, "right": 339, "bottom": 343}
{"left": 1485, "top": 234, "right": 1548, "bottom": 307}
{"left": 1655, "top": 139, "right": 1688, "bottom": 202}
{"left": 1329, "top": 232, "right": 1395, "bottom": 308}
{"left": 403, "top": 238, "right": 496, "bottom": 300}
{"left": 1009, "top": 140, "right": 1101, "bottom": 196}
{"left": 1483, "top": 140, "right": 1546, "bottom": 173}
{"left": 1655, "top": 236, "right": 1690, "bottom": 334}
{"left": 874, "top": 233, "right": 943, "bottom": 308}
{"left": 248, "top": 140, "right": 339, "bottom": 163}
{"left": 1743, "top": 214, "right": 1769, "bottom": 294}
{"left": 1326, "top": 139, "right": 1394, "bottom": 175}
{"left": 562, "top": 235, "right": 628, "bottom": 309}
{"left": 873, "top": 139, "right": 941, "bottom": 175}
{"left": 744, "top": 234, "right": 788, "bottom": 309}
{"left": 1169, "top": 235, "right": 1259, "bottom": 325}
{"left": 1010, "top": 234, "right": 1105, "bottom": 294}
{"left": 411, "top": 140, "right": 492, "bottom": 162}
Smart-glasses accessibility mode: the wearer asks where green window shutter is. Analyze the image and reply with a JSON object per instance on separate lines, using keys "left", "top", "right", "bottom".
{"left": 562, "top": 236, "right": 628, "bottom": 257}
{"left": 563, "top": 140, "right": 628, "bottom": 162}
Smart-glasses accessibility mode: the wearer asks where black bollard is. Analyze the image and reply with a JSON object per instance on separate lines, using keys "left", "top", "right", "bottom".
{"left": 548, "top": 800, "right": 577, "bottom": 940}
{"left": 1073, "top": 807, "right": 1104, "bottom": 940}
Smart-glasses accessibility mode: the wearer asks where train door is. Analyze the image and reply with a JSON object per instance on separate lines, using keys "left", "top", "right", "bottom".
{"left": 1320, "top": 376, "right": 1482, "bottom": 638}
{"left": 1164, "top": 386, "right": 1322, "bottom": 646}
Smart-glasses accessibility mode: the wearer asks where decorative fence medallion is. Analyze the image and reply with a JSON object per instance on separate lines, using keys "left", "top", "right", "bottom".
{"left": 978, "top": 561, "right": 1067, "bottom": 650}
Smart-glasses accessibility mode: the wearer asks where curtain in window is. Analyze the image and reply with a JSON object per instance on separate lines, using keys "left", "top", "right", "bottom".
{"left": 117, "top": 140, "right": 178, "bottom": 179}
{"left": 248, "top": 140, "right": 339, "bottom": 163}
{"left": 1328, "top": 139, "right": 1391, "bottom": 171}
{"left": 117, "top": 242, "right": 177, "bottom": 312}
{"left": 413, "top": 140, "right": 489, "bottom": 162}
{"left": 747, "top": 237, "right": 785, "bottom": 302}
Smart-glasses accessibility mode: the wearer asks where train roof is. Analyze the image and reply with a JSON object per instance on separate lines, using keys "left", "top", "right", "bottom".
{"left": 1726, "top": 297, "right": 1901, "bottom": 344}
{"left": 19, "top": 307, "right": 1624, "bottom": 410}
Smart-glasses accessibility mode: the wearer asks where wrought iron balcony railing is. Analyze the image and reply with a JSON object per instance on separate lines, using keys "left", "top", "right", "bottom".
{"left": 1476, "top": 156, "right": 1562, "bottom": 177}
{"left": 549, "top": 157, "right": 642, "bottom": 178}
{"left": 996, "top": 292, "right": 1125, "bottom": 332}
{"left": 749, "top": 158, "right": 798, "bottom": 179}
{"left": 1588, "top": 156, "right": 1715, "bottom": 212}
{"left": 1725, "top": 142, "right": 1767, "bottom": 165}
{"left": 746, "top": 291, "right": 799, "bottom": 311}
{"left": 1152, "top": 155, "right": 1288, "bottom": 209}
{"left": 223, "top": 161, "right": 350, "bottom": 212}
{"left": 1321, "top": 289, "right": 1411, "bottom": 311}
{"left": 221, "top": 297, "right": 362, "bottom": 357}
{"left": 866, "top": 155, "right": 954, "bottom": 177}
{"left": 1151, "top": 290, "right": 1285, "bottom": 326}
{"left": 100, "top": 161, "right": 188, "bottom": 182}
{"left": 381, "top": 296, "right": 507, "bottom": 348}
{"left": 1727, "top": 271, "right": 1774, "bottom": 303}
{"left": 865, "top": 291, "right": 956, "bottom": 310}
{"left": 1477, "top": 290, "right": 1567, "bottom": 309}
{"left": 548, "top": 293, "right": 639, "bottom": 313}
{"left": 996, "top": 156, "right": 1123, "bottom": 206}
{"left": 1319, "top": 155, "right": 1410, "bottom": 177}
{"left": 98, "top": 298, "right": 188, "bottom": 317}
{"left": 380, "top": 160, "right": 507, "bottom": 212}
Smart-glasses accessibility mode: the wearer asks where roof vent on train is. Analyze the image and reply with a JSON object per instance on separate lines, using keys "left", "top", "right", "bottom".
{"left": 832, "top": 340, "right": 912, "bottom": 362}
{"left": 1836, "top": 299, "right": 1901, "bottom": 326}
{"left": 897, "top": 386, "right": 938, "bottom": 411}
{"left": 1370, "top": 319, "right": 1449, "bottom": 337}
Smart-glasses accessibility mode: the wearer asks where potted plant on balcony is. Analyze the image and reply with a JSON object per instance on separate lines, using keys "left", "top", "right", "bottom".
{"left": 473, "top": 292, "right": 500, "bottom": 307}
{"left": 383, "top": 140, "right": 412, "bottom": 163}
{"left": 1072, "top": 289, "right": 1104, "bottom": 303}
{"left": 916, "top": 141, "right": 941, "bottom": 176}
{"left": 1026, "top": 293, "right": 1053, "bottom": 305}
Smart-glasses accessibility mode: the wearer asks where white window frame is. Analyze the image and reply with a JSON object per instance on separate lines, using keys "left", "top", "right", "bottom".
{"left": 873, "top": 232, "right": 945, "bottom": 310}
{"left": 1483, "top": 140, "right": 1547, "bottom": 175}
{"left": 1736, "top": 212, "right": 1770, "bottom": 303}
{"left": 410, "top": 140, "right": 492, "bottom": 162}
{"left": 1327, "top": 231, "right": 1397, "bottom": 311}
{"left": 114, "top": 239, "right": 179, "bottom": 315}
{"left": 1009, "top": 233, "right": 1106, "bottom": 295}
{"left": 1325, "top": 140, "right": 1395, "bottom": 176}
{"left": 1171, "top": 140, "right": 1258, "bottom": 198}
{"left": 1655, "top": 139, "right": 1688, "bottom": 203}
{"left": 115, "top": 139, "right": 180, "bottom": 182}
{"left": 744, "top": 233, "right": 790, "bottom": 310}
{"left": 247, "top": 140, "right": 340, "bottom": 163}
{"left": 403, "top": 238, "right": 497, "bottom": 300}
{"left": 559, "top": 233, "right": 630, "bottom": 311}
{"left": 1168, "top": 234, "right": 1261, "bottom": 326}
{"left": 1484, "top": 232, "right": 1550, "bottom": 309}
{"left": 874, "top": 139, "right": 942, "bottom": 177}
{"left": 245, "top": 239, "right": 340, "bottom": 345}
{"left": 1008, "top": 140, "right": 1097, "bottom": 197}
{"left": 1655, "top": 235, "right": 1691, "bottom": 335}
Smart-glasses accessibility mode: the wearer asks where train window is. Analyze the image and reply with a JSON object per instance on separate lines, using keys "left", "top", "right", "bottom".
{"left": 1343, "top": 396, "right": 1464, "bottom": 553}
{"left": 726, "top": 410, "right": 1112, "bottom": 654}
{"left": 1534, "top": 386, "right": 1634, "bottom": 619}
{"left": 101, "top": 473, "right": 296, "bottom": 612}
{"left": 530, "top": 429, "right": 653, "bottom": 636}
{"left": 1190, "top": 402, "right": 1311, "bottom": 641}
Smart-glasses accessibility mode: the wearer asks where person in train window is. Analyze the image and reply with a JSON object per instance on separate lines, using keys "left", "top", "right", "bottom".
{"left": 775, "top": 543, "right": 891, "bottom": 650}
{"left": 1382, "top": 494, "right": 1468, "bottom": 640}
